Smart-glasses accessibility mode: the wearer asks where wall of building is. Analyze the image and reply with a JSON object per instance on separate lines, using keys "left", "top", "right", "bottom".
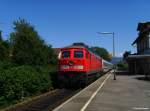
{"left": 137, "top": 34, "right": 150, "bottom": 54}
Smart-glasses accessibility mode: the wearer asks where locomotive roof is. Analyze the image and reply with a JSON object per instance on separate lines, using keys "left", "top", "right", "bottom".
{"left": 62, "top": 45, "right": 88, "bottom": 49}
{"left": 62, "top": 42, "right": 89, "bottom": 49}
{"left": 62, "top": 45, "right": 102, "bottom": 59}
{"left": 61, "top": 44, "right": 112, "bottom": 65}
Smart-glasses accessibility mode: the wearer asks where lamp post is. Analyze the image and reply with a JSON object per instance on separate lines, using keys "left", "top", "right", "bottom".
{"left": 97, "top": 32, "right": 116, "bottom": 80}
{"left": 97, "top": 32, "right": 115, "bottom": 57}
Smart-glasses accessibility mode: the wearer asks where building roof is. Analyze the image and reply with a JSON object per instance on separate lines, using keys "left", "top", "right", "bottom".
{"left": 132, "top": 22, "right": 150, "bottom": 45}
{"left": 132, "top": 34, "right": 143, "bottom": 45}
{"left": 137, "top": 22, "right": 150, "bottom": 31}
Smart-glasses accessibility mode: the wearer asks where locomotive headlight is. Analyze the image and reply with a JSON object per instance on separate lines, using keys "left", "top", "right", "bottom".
{"left": 61, "top": 65, "right": 69, "bottom": 69}
{"left": 74, "top": 65, "right": 84, "bottom": 69}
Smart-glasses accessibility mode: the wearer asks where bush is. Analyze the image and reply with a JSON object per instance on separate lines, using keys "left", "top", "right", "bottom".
{"left": 0, "top": 65, "right": 52, "bottom": 106}
{"left": 117, "top": 61, "right": 128, "bottom": 70}
{"left": 0, "top": 61, "right": 16, "bottom": 70}
{"left": 34, "top": 66, "right": 53, "bottom": 92}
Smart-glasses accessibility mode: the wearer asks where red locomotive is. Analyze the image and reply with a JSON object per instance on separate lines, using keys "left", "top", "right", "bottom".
{"left": 58, "top": 43, "right": 112, "bottom": 87}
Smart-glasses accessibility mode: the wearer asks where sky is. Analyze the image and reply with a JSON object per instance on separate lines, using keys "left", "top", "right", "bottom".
{"left": 0, "top": 0, "right": 150, "bottom": 57}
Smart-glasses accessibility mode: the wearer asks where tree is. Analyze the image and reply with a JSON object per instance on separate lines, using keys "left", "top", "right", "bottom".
{"left": 123, "top": 51, "right": 131, "bottom": 61}
{"left": 90, "top": 46, "right": 111, "bottom": 61}
{"left": 0, "top": 31, "right": 10, "bottom": 61}
{"left": 10, "top": 18, "right": 57, "bottom": 65}
{"left": 0, "top": 30, "right": 2, "bottom": 41}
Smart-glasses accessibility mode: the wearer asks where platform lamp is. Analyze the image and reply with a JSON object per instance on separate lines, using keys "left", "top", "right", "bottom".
{"left": 97, "top": 32, "right": 116, "bottom": 80}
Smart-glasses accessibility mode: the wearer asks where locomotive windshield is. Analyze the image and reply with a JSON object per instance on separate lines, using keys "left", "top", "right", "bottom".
{"left": 74, "top": 51, "right": 83, "bottom": 58}
{"left": 62, "top": 51, "right": 70, "bottom": 58}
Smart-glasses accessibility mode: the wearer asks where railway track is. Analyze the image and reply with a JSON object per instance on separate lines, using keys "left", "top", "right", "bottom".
{"left": 5, "top": 89, "right": 80, "bottom": 111}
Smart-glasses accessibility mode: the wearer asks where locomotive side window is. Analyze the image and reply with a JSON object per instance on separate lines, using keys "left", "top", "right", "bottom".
{"left": 62, "top": 51, "right": 70, "bottom": 58}
{"left": 74, "top": 51, "right": 83, "bottom": 58}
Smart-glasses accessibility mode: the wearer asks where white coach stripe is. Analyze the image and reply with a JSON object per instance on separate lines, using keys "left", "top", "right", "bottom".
{"left": 80, "top": 73, "right": 111, "bottom": 111}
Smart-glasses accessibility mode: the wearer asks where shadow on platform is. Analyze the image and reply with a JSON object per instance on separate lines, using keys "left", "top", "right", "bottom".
{"left": 115, "top": 70, "right": 130, "bottom": 75}
{"left": 135, "top": 76, "right": 150, "bottom": 82}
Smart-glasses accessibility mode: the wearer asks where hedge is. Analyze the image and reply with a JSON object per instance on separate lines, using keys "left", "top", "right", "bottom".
{"left": 0, "top": 65, "right": 54, "bottom": 107}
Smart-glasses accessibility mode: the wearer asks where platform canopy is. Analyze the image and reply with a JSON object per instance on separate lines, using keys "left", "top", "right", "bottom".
{"left": 127, "top": 54, "right": 150, "bottom": 60}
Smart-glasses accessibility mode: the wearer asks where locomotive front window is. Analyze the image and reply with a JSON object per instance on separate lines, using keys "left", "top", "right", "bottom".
{"left": 62, "top": 51, "right": 70, "bottom": 58}
{"left": 74, "top": 51, "right": 83, "bottom": 58}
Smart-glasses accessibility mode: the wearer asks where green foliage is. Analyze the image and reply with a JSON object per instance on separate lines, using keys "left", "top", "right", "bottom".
{"left": 123, "top": 51, "right": 131, "bottom": 61}
{"left": 10, "top": 18, "right": 57, "bottom": 65}
{"left": 0, "top": 61, "right": 16, "bottom": 70}
{"left": 90, "top": 46, "right": 111, "bottom": 61}
{"left": 0, "top": 65, "right": 53, "bottom": 106}
{"left": 0, "top": 38, "right": 10, "bottom": 61}
{"left": 116, "top": 61, "right": 128, "bottom": 70}
{"left": 33, "top": 65, "right": 54, "bottom": 92}
{"left": 0, "top": 18, "right": 58, "bottom": 108}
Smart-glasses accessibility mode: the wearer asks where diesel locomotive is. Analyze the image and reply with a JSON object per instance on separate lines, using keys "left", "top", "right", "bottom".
{"left": 58, "top": 43, "right": 113, "bottom": 88}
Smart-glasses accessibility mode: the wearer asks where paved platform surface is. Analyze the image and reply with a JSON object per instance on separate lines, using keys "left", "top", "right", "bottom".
{"left": 53, "top": 72, "right": 150, "bottom": 111}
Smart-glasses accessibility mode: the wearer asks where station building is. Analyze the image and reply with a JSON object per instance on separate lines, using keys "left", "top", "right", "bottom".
{"left": 127, "top": 22, "right": 150, "bottom": 77}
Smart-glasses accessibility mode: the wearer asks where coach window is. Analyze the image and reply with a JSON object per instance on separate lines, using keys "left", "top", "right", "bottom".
{"left": 62, "top": 51, "right": 70, "bottom": 58}
{"left": 74, "top": 51, "right": 83, "bottom": 58}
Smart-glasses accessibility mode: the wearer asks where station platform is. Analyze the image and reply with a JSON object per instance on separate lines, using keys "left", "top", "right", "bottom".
{"left": 53, "top": 71, "right": 150, "bottom": 111}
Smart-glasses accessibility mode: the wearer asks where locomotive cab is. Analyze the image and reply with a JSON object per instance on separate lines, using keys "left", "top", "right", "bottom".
{"left": 58, "top": 47, "right": 89, "bottom": 88}
{"left": 59, "top": 48, "right": 86, "bottom": 72}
